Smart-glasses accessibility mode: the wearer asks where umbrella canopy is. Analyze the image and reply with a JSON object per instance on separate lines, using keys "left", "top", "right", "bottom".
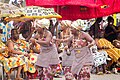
{"left": 5, "top": 6, "right": 62, "bottom": 21}
{"left": 0, "top": 2, "right": 19, "bottom": 10}
{"left": 35, "top": 0, "right": 66, "bottom": 6}
{"left": 67, "top": 0, "right": 99, "bottom": 7}
{"left": 60, "top": 0, "right": 120, "bottom": 20}
{"left": 0, "top": 2, "right": 24, "bottom": 17}
{"left": 26, "top": 0, "right": 66, "bottom": 6}
{"left": 26, "top": 0, "right": 120, "bottom": 20}
{"left": 21, "top": 6, "right": 62, "bottom": 19}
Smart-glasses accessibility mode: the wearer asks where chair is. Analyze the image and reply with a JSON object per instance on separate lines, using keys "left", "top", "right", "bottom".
{"left": 0, "top": 63, "right": 4, "bottom": 80}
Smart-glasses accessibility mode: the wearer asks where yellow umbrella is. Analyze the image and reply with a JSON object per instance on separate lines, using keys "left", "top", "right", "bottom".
{"left": 5, "top": 6, "right": 62, "bottom": 21}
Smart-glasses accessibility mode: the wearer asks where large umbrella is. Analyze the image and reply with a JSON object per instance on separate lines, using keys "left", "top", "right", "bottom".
{"left": 26, "top": 0, "right": 65, "bottom": 6}
{"left": 26, "top": 0, "right": 120, "bottom": 20}
{"left": 20, "top": 6, "right": 62, "bottom": 19}
{"left": 0, "top": 2, "right": 24, "bottom": 17}
{"left": 60, "top": 0, "right": 120, "bottom": 20}
{"left": 5, "top": 6, "right": 62, "bottom": 21}
{"left": 0, "top": 2, "right": 19, "bottom": 10}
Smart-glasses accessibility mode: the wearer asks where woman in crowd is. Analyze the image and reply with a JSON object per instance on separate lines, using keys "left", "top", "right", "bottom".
{"left": 30, "top": 18, "right": 59, "bottom": 80}
{"left": 95, "top": 30, "right": 120, "bottom": 73}
{"left": 60, "top": 20, "right": 72, "bottom": 39}
{"left": 1, "top": 28, "right": 28, "bottom": 80}
{"left": 104, "top": 16, "right": 119, "bottom": 42}
{"left": 56, "top": 20, "right": 95, "bottom": 80}
{"left": 91, "top": 31, "right": 111, "bottom": 75}
{"left": 56, "top": 20, "right": 74, "bottom": 80}
{"left": 70, "top": 20, "right": 95, "bottom": 80}
{"left": 7, "top": 29, "right": 29, "bottom": 79}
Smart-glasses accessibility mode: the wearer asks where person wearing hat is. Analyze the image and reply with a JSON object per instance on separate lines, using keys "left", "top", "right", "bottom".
{"left": 69, "top": 20, "right": 95, "bottom": 80}
{"left": 60, "top": 20, "right": 72, "bottom": 39}
{"left": 30, "top": 18, "right": 59, "bottom": 80}
{"left": 58, "top": 20, "right": 72, "bottom": 53}
{"left": 55, "top": 20, "right": 95, "bottom": 80}
{"left": 57, "top": 20, "right": 75, "bottom": 80}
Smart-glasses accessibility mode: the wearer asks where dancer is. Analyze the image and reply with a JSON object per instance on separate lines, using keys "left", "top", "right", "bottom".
{"left": 56, "top": 20, "right": 95, "bottom": 80}
{"left": 58, "top": 20, "right": 74, "bottom": 80}
{"left": 30, "top": 18, "right": 59, "bottom": 80}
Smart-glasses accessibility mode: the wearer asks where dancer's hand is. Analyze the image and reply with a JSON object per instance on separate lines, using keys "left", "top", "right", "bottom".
{"left": 30, "top": 38, "right": 36, "bottom": 44}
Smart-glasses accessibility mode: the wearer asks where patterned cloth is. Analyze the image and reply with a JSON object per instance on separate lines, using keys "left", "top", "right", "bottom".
{"left": 64, "top": 67, "right": 74, "bottom": 80}
{"left": 98, "top": 38, "right": 120, "bottom": 62}
{"left": 0, "top": 22, "right": 14, "bottom": 42}
{"left": 71, "top": 46, "right": 93, "bottom": 75}
{"left": 6, "top": 39, "right": 29, "bottom": 72}
{"left": 6, "top": 21, "right": 14, "bottom": 40}
{"left": 11, "top": 39, "right": 29, "bottom": 52}
{"left": 90, "top": 45, "right": 108, "bottom": 67}
{"left": 0, "top": 40, "right": 25, "bottom": 73}
{"left": 0, "top": 23, "right": 7, "bottom": 42}
{"left": 22, "top": 6, "right": 62, "bottom": 19}
{"left": 78, "top": 66, "right": 91, "bottom": 80}
{"left": 0, "top": 40, "right": 9, "bottom": 62}
{"left": 3, "top": 56, "right": 25, "bottom": 73}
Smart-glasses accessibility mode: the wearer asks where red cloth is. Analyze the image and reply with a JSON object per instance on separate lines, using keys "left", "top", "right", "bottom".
{"left": 26, "top": 0, "right": 35, "bottom": 6}
{"left": 26, "top": 0, "right": 120, "bottom": 20}
{"left": 34, "top": 0, "right": 66, "bottom": 6}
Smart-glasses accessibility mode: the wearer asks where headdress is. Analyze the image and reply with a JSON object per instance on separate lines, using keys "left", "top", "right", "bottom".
{"left": 71, "top": 19, "right": 84, "bottom": 30}
{"left": 35, "top": 18, "right": 50, "bottom": 29}
{"left": 60, "top": 20, "right": 72, "bottom": 27}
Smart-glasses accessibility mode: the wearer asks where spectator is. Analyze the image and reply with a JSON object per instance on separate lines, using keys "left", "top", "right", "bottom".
{"left": 89, "top": 17, "right": 102, "bottom": 38}
{"left": 95, "top": 30, "right": 120, "bottom": 73}
{"left": 104, "top": 16, "right": 119, "bottom": 42}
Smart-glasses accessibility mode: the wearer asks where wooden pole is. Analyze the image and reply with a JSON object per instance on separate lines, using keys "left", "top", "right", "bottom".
{"left": 113, "top": 14, "right": 117, "bottom": 26}
{"left": 56, "top": 6, "right": 59, "bottom": 38}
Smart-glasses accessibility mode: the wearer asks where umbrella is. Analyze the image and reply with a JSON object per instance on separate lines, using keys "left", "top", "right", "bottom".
{"left": 21, "top": 6, "right": 62, "bottom": 19}
{"left": 26, "top": 0, "right": 65, "bottom": 6}
{"left": 0, "top": 2, "right": 24, "bottom": 17}
{"left": 5, "top": 6, "right": 62, "bottom": 21}
{"left": 59, "top": 0, "right": 120, "bottom": 20}
{"left": 26, "top": 0, "right": 120, "bottom": 20}
{"left": 26, "top": 0, "right": 100, "bottom": 20}
{"left": 0, "top": 2, "right": 19, "bottom": 10}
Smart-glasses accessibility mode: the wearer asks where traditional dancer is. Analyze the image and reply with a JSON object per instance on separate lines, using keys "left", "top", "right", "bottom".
{"left": 30, "top": 18, "right": 59, "bottom": 80}
{"left": 56, "top": 20, "right": 74, "bottom": 80}
{"left": 70, "top": 20, "right": 95, "bottom": 80}
{"left": 55, "top": 20, "right": 95, "bottom": 80}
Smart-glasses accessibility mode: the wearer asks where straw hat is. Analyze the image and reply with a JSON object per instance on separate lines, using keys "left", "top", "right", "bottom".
{"left": 35, "top": 18, "right": 50, "bottom": 29}
{"left": 60, "top": 20, "right": 72, "bottom": 27}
